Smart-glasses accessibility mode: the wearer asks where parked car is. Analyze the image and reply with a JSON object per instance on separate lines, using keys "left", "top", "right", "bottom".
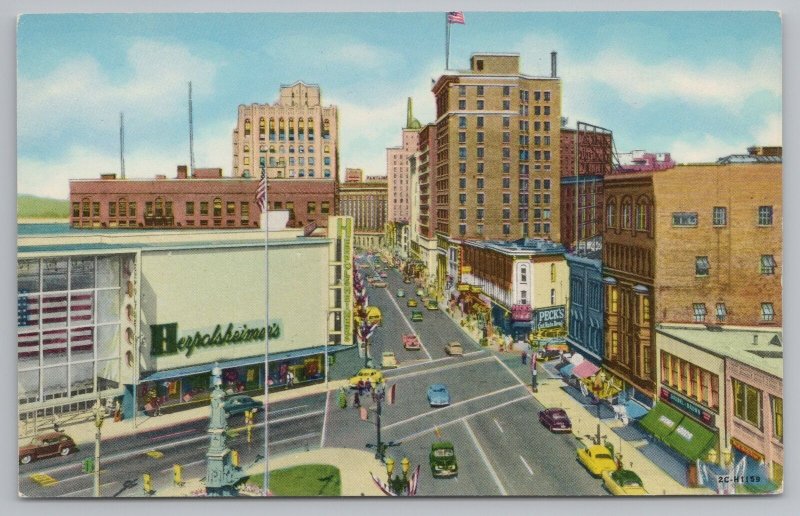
{"left": 381, "top": 351, "right": 399, "bottom": 369}
{"left": 411, "top": 310, "right": 424, "bottom": 322}
{"left": 425, "top": 299, "right": 439, "bottom": 310}
{"left": 602, "top": 469, "right": 648, "bottom": 496}
{"left": 372, "top": 280, "right": 387, "bottom": 288}
{"left": 379, "top": 272, "right": 388, "bottom": 278}
{"left": 427, "top": 384, "right": 451, "bottom": 407}
{"left": 349, "top": 368, "right": 385, "bottom": 388}
{"left": 407, "top": 298, "right": 418, "bottom": 307}
{"left": 223, "top": 395, "right": 264, "bottom": 416}
{"left": 19, "top": 432, "right": 77, "bottom": 465}
{"left": 403, "top": 334, "right": 421, "bottom": 350}
{"left": 415, "top": 288, "right": 425, "bottom": 297}
{"left": 397, "top": 289, "right": 405, "bottom": 297}
{"left": 444, "top": 342, "right": 464, "bottom": 356}
{"left": 429, "top": 441, "right": 458, "bottom": 478}
{"left": 537, "top": 348, "right": 563, "bottom": 362}
{"left": 577, "top": 444, "right": 618, "bottom": 476}
{"left": 538, "top": 408, "right": 572, "bottom": 433}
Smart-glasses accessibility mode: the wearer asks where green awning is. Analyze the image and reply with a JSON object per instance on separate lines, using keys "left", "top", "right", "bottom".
{"left": 662, "top": 415, "right": 717, "bottom": 461}
{"left": 638, "top": 402, "right": 685, "bottom": 440}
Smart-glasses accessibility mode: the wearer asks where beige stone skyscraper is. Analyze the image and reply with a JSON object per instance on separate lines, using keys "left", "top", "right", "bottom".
{"left": 232, "top": 81, "right": 339, "bottom": 181}
{"left": 429, "top": 53, "right": 561, "bottom": 241}
{"left": 386, "top": 98, "right": 421, "bottom": 223}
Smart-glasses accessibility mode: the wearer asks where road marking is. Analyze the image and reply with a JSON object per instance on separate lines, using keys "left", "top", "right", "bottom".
{"left": 269, "top": 432, "right": 321, "bottom": 447}
{"left": 385, "top": 355, "right": 495, "bottom": 382}
{"left": 146, "top": 450, "right": 164, "bottom": 459}
{"left": 29, "top": 473, "right": 58, "bottom": 487}
{"left": 389, "top": 350, "right": 487, "bottom": 373}
{"left": 320, "top": 388, "right": 330, "bottom": 448}
{"left": 493, "top": 418, "right": 504, "bottom": 433}
{"left": 383, "top": 383, "right": 525, "bottom": 430}
{"left": 270, "top": 404, "right": 308, "bottom": 415}
{"left": 463, "top": 420, "right": 507, "bottom": 496}
{"left": 149, "top": 428, "right": 196, "bottom": 441}
{"left": 392, "top": 394, "right": 531, "bottom": 443}
{"left": 519, "top": 455, "right": 534, "bottom": 476}
{"left": 379, "top": 280, "right": 433, "bottom": 360}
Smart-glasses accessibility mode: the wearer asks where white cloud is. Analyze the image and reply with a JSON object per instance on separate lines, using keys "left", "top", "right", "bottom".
{"left": 265, "top": 36, "right": 399, "bottom": 70}
{"left": 752, "top": 113, "right": 782, "bottom": 146}
{"left": 668, "top": 134, "right": 749, "bottom": 164}
{"left": 18, "top": 39, "right": 219, "bottom": 140}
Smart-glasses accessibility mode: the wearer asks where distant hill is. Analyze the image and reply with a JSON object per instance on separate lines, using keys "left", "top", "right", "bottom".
{"left": 17, "top": 195, "right": 70, "bottom": 219}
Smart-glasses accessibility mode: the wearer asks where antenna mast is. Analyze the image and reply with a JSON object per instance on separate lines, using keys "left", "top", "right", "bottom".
{"left": 119, "top": 112, "right": 126, "bottom": 179}
{"left": 188, "top": 81, "right": 196, "bottom": 176}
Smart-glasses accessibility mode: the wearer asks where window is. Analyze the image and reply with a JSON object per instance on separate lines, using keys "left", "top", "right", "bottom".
{"left": 200, "top": 201, "right": 209, "bottom": 216}
{"left": 459, "top": 147, "right": 467, "bottom": 159}
{"left": 636, "top": 200, "right": 649, "bottom": 231}
{"left": 477, "top": 208, "right": 484, "bottom": 220}
{"left": 286, "top": 202, "right": 295, "bottom": 217}
{"left": 758, "top": 206, "right": 773, "bottom": 226}
{"left": 716, "top": 303, "right": 727, "bottom": 321}
{"left": 503, "top": 116, "right": 510, "bottom": 128}
{"left": 520, "top": 265, "right": 528, "bottom": 283}
{"left": 476, "top": 116, "right": 484, "bottom": 128}
{"left": 186, "top": 202, "right": 195, "bottom": 216}
{"left": 477, "top": 163, "right": 484, "bottom": 174}
{"left": 534, "top": 106, "right": 541, "bottom": 115}
{"left": 503, "top": 147, "right": 511, "bottom": 159}
{"left": 459, "top": 224, "right": 467, "bottom": 236}
{"left": 227, "top": 201, "right": 236, "bottom": 216}
{"left": 672, "top": 212, "right": 698, "bottom": 227}
{"left": 72, "top": 202, "right": 80, "bottom": 218}
{"left": 733, "top": 378, "right": 762, "bottom": 429}
{"left": 458, "top": 100, "right": 466, "bottom": 110}
{"left": 544, "top": 121, "right": 551, "bottom": 132}
{"left": 550, "top": 288, "right": 556, "bottom": 305}
{"left": 713, "top": 206, "right": 727, "bottom": 226}
{"left": 503, "top": 193, "right": 511, "bottom": 204}
{"left": 761, "top": 255, "right": 776, "bottom": 275}
{"left": 693, "top": 303, "right": 707, "bottom": 322}
{"left": 477, "top": 178, "right": 485, "bottom": 189}
{"left": 476, "top": 59, "right": 484, "bottom": 70}
{"left": 459, "top": 209, "right": 467, "bottom": 221}
{"left": 477, "top": 193, "right": 485, "bottom": 205}
{"left": 477, "top": 86, "right": 484, "bottom": 96}
{"left": 502, "top": 177, "right": 510, "bottom": 189}
{"left": 321, "top": 201, "right": 330, "bottom": 214}
{"left": 459, "top": 163, "right": 467, "bottom": 174}
{"left": 459, "top": 132, "right": 466, "bottom": 143}
{"left": 92, "top": 202, "right": 100, "bottom": 217}
{"left": 477, "top": 100, "right": 484, "bottom": 110}
{"left": 695, "top": 256, "right": 710, "bottom": 276}
{"left": 108, "top": 202, "right": 116, "bottom": 217}
{"left": 459, "top": 116, "right": 467, "bottom": 128}
{"left": 521, "top": 290, "right": 528, "bottom": 305}
{"left": 544, "top": 91, "right": 551, "bottom": 101}
{"left": 503, "top": 163, "right": 510, "bottom": 174}
{"left": 459, "top": 178, "right": 467, "bottom": 189}
{"left": 550, "top": 263, "right": 556, "bottom": 282}
{"left": 213, "top": 198, "right": 222, "bottom": 217}
{"left": 459, "top": 194, "right": 467, "bottom": 205}
{"left": 772, "top": 396, "right": 783, "bottom": 442}
{"left": 606, "top": 202, "right": 616, "bottom": 228}
{"left": 642, "top": 297, "right": 650, "bottom": 322}
{"left": 307, "top": 202, "right": 316, "bottom": 215}
{"left": 621, "top": 200, "right": 632, "bottom": 229}
{"left": 503, "top": 223, "right": 510, "bottom": 235}
{"left": 477, "top": 147, "right": 484, "bottom": 159}
{"left": 459, "top": 85, "right": 466, "bottom": 96}
{"left": 543, "top": 193, "right": 550, "bottom": 204}
{"left": 503, "top": 100, "right": 511, "bottom": 110}
{"left": 761, "top": 302, "right": 775, "bottom": 322}
{"left": 543, "top": 179, "right": 550, "bottom": 190}
{"left": 503, "top": 86, "right": 510, "bottom": 96}
{"left": 502, "top": 208, "right": 510, "bottom": 220}
{"left": 476, "top": 132, "right": 484, "bottom": 143}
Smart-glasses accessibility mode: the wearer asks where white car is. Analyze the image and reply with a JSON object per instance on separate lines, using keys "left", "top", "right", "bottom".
{"left": 445, "top": 342, "right": 464, "bottom": 356}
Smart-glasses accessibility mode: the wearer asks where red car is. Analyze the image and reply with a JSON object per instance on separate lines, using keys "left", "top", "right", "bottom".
{"left": 538, "top": 408, "right": 572, "bottom": 433}
{"left": 402, "top": 334, "right": 421, "bottom": 350}
{"left": 19, "top": 431, "right": 78, "bottom": 464}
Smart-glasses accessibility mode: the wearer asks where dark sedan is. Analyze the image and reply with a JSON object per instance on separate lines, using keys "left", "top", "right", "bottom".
{"left": 223, "top": 395, "right": 263, "bottom": 416}
{"left": 538, "top": 408, "right": 572, "bottom": 433}
{"left": 19, "top": 431, "right": 77, "bottom": 464}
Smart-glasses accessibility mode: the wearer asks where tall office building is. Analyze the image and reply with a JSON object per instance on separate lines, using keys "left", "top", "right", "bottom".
{"left": 428, "top": 53, "right": 562, "bottom": 241}
{"left": 386, "top": 98, "right": 422, "bottom": 223}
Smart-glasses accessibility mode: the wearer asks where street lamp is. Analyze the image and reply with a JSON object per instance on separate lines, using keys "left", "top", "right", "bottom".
{"left": 365, "top": 383, "right": 398, "bottom": 461}
{"left": 385, "top": 456, "right": 413, "bottom": 495}
{"left": 92, "top": 396, "right": 105, "bottom": 497}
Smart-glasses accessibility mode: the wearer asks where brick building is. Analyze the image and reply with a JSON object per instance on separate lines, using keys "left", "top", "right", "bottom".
{"left": 386, "top": 98, "right": 422, "bottom": 223}
{"left": 338, "top": 180, "right": 388, "bottom": 249}
{"left": 428, "top": 52, "right": 562, "bottom": 242}
{"left": 602, "top": 158, "right": 782, "bottom": 401}
{"left": 70, "top": 166, "right": 262, "bottom": 229}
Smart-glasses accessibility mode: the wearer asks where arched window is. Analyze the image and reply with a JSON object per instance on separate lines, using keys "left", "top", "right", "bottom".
{"left": 82, "top": 198, "right": 90, "bottom": 217}
{"left": 323, "top": 118, "right": 330, "bottom": 138}
{"left": 269, "top": 145, "right": 275, "bottom": 153}
{"left": 621, "top": 197, "right": 633, "bottom": 229}
{"left": 289, "top": 145, "right": 295, "bottom": 154}
{"left": 213, "top": 198, "right": 222, "bottom": 217}
{"left": 308, "top": 145, "right": 314, "bottom": 153}
{"left": 269, "top": 118, "right": 276, "bottom": 141}
{"left": 299, "top": 145, "right": 304, "bottom": 154}
{"left": 324, "top": 145, "right": 330, "bottom": 153}
{"left": 636, "top": 196, "right": 650, "bottom": 232}
{"left": 288, "top": 118, "right": 295, "bottom": 141}
{"left": 259, "top": 117, "right": 266, "bottom": 139}
{"left": 279, "top": 118, "right": 285, "bottom": 141}
{"left": 308, "top": 117, "right": 314, "bottom": 140}
{"left": 606, "top": 198, "right": 616, "bottom": 229}
{"left": 298, "top": 118, "right": 305, "bottom": 136}
{"left": 155, "top": 197, "right": 164, "bottom": 217}
{"left": 118, "top": 197, "right": 127, "bottom": 218}
{"left": 279, "top": 145, "right": 285, "bottom": 153}
{"left": 244, "top": 119, "right": 251, "bottom": 136}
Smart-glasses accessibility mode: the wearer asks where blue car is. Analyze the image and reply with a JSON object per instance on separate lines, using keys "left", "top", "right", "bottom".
{"left": 427, "top": 384, "right": 451, "bottom": 407}
{"left": 223, "top": 395, "right": 263, "bottom": 416}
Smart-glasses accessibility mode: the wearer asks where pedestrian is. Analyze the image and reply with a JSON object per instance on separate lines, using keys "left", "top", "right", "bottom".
{"left": 530, "top": 352, "right": 539, "bottom": 392}
{"left": 365, "top": 378, "right": 372, "bottom": 393}
{"left": 52, "top": 415, "right": 61, "bottom": 433}
{"left": 521, "top": 348, "right": 528, "bottom": 365}
{"left": 357, "top": 380, "right": 365, "bottom": 396}
{"left": 286, "top": 370, "right": 295, "bottom": 388}
{"left": 354, "top": 391, "right": 361, "bottom": 408}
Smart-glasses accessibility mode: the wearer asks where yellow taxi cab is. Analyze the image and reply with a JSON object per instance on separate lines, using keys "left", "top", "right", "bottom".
{"left": 577, "top": 444, "right": 618, "bottom": 476}
{"left": 602, "top": 469, "right": 648, "bottom": 496}
{"left": 407, "top": 298, "right": 418, "bottom": 307}
{"left": 381, "top": 352, "right": 399, "bottom": 369}
{"left": 349, "top": 368, "right": 385, "bottom": 388}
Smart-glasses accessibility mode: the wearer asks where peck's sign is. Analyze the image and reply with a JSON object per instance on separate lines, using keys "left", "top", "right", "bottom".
{"left": 150, "top": 322, "right": 281, "bottom": 358}
{"left": 534, "top": 305, "right": 566, "bottom": 330}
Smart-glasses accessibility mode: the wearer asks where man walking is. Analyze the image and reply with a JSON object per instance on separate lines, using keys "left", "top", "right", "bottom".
{"left": 521, "top": 347, "right": 528, "bottom": 365}
{"left": 530, "top": 352, "right": 538, "bottom": 393}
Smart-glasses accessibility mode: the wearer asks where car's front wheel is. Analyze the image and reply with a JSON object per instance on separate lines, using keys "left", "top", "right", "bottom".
{"left": 60, "top": 447, "right": 72, "bottom": 456}
{"left": 20, "top": 454, "right": 33, "bottom": 465}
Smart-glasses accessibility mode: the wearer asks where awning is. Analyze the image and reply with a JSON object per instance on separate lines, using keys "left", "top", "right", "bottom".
{"left": 638, "top": 402, "right": 685, "bottom": 441}
{"left": 572, "top": 361, "right": 600, "bottom": 379}
{"left": 139, "top": 344, "right": 350, "bottom": 383}
{"left": 662, "top": 415, "right": 717, "bottom": 461}
{"left": 559, "top": 363, "right": 575, "bottom": 377}
{"left": 624, "top": 399, "right": 650, "bottom": 420}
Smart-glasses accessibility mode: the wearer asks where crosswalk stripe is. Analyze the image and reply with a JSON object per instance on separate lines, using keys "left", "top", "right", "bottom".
{"left": 29, "top": 473, "right": 58, "bottom": 486}
{"left": 145, "top": 450, "right": 164, "bottom": 459}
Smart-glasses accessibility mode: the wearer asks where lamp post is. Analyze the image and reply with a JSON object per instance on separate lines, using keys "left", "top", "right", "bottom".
{"left": 366, "top": 383, "right": 398, "bottom": 461}
{"left": 205, "top": 364, "right": 242, "bottom": 496}
{"left": 92, "top": 396, "right": 105, "bottom": 497}
{"left": 386, "top": 456, "right": 412, "bottom": 495}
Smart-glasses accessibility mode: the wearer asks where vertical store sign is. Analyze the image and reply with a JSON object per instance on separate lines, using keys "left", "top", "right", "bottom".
{"left": 341, "top": 217, "right": 353, "bottom": 345}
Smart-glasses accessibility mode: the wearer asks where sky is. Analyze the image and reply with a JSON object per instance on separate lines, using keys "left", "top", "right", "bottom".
{"left": 16, "top": 11, "right": 782, "bottom": 199}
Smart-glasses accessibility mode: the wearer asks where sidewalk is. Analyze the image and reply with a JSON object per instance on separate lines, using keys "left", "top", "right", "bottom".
{"left": 442, "top": 303, "right": 712, "bottom": 496}
{"left": 18, "top": 378, "right": 350, "bottom": 449}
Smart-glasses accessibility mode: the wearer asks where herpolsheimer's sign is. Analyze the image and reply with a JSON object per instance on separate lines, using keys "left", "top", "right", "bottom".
{"left": 150, "top": 322, "right": 281, "bottom": 358}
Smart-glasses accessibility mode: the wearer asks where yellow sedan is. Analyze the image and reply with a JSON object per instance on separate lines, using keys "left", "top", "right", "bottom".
{"left": 407, "top": 299, "right": 418, "bottom": 307}
{"left": 602, "top": 469, "right": 649, "bottom": 496}
{"left": 348, "top": 368, "right": 385, "bottom": 388}
{"left": 577, "top": 444, "right": 618, "bottom": 476}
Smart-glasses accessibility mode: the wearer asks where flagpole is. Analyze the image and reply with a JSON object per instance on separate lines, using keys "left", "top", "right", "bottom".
{"left": 445, "top": 13, "right": 450, "bottom": 70}
{"left": 262, "top": 168, "right": 270, "bottom": 497}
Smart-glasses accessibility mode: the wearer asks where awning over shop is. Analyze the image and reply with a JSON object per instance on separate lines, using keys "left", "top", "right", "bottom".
{"left": 572, "top": 361, "right": 600, "bottom": 379}
{"left": 624, "top": 399, "right": 650, "bottom": 420}
{"left": 638, "top": 402, "right": 685, "bottom": 441}
{"left": 559, "top": 363, "right": 575, "bottom": 378}
{"left": 139, "top": 344, "right": 350, "bottom": 383}
{"left": 662, "top": 415, "right": 717, "bottom": 461}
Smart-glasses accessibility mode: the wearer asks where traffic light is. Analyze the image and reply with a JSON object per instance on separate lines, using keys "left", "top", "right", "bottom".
{"left": 244, "top": 409, "right": 253, "bottom": 425}
{"left": 230, "top": 450, "right": 239, "bottom": 468}
{"left": 142, "top": 473, "right": 153, "bottom": 495}
{"left": 82, "top": 457, "right": 94, "bottom": 473}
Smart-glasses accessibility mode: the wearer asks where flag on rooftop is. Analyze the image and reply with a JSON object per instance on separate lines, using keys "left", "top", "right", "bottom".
{"left": 447, "top": 11, "right": 465, "bottom": 24}
{"left": 256, "top": 174, "right": 266, "bottom": 211}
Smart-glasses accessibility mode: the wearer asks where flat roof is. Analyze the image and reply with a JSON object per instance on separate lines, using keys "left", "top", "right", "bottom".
{"left": 656, "top": 324, "right": 783, "bottom": 379}
{"left": 465, "top": 238, "right": 565, "bottom": 256}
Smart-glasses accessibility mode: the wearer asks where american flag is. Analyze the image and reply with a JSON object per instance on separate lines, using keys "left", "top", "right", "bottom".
{"left": 447, "top": 11, "right": 465, "bottom": 24}
{"left": 387, "top": 383, "right": 397, "bottom": 405}
{"left": 406, "top": 465, "right": 421, "bottom": 495}
{"left": 256, "top": 173, "right": 266, "bottom": 211}
{"left": 17, "top": 291, "right": 94, "bottom": 358}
